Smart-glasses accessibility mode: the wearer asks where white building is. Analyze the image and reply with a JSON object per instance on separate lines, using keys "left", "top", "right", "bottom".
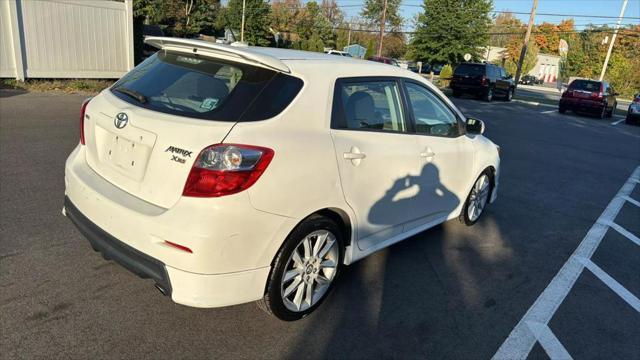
{"left": 482, "top": 46, "right": 561, "bottom": 83}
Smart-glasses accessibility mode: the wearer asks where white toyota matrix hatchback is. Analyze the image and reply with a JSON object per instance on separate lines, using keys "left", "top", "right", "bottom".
{"left": 64, "top": 37, "right": 500, "bottom": 321}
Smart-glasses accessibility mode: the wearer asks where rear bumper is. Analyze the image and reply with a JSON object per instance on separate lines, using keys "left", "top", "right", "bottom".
{"left": 451, "top": 83, "right": 486, "bottom": 93}
{"left": 560, "top": 98, "right": 605, "bottom": 112}
{"left": 65, "top": 196, "right": 172, "bottom": 296}
{"left": 64, "top": 145, "right": 297, "bottom": 308}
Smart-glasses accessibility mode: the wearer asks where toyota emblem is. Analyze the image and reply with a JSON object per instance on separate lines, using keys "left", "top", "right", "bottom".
{"left": 114, "top": 112, "right": 128, "bottom": 129}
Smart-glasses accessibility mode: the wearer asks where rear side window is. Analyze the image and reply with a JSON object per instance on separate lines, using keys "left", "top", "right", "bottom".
{"left": 333, "top": 80, "right": 406, "bottom": 132}
{"left": 569, "top": 80, "right": 601, "bottom": 92}
{"left": 454, "top": 64, "right": 485, "bottom": 76}
{"left": 111, "top": 51, "right": 303, "bottom": 122}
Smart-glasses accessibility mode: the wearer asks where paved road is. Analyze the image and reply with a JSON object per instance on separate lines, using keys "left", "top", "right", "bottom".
{"left": 1, "top": 90, "right": 639, "bottom": 359}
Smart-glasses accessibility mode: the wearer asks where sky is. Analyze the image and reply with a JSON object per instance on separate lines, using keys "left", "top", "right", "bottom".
{"left": 336, "top": 0, "right": 640, "bottom": 31}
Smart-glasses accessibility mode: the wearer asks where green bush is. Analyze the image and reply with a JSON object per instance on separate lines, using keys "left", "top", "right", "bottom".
{"left": 439, "top": 64, "right": 453, "bottom": 87}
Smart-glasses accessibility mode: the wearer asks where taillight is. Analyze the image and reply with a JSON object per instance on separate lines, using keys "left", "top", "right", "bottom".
{"left": 592, "top": 84, "right": 604, "bottom": 100}
{"left": 481, "top": 75, "right": 488, "bottom": 86}
{"left": 79, "top": 98, "right": 92, "bottom": 145}
{"left": 183, "top": 144, "right": 274, "bottom": 197}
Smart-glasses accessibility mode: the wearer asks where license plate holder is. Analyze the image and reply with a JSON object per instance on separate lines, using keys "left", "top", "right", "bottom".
{"left": 104, "top": 133, "right": 151, "bottom": 181}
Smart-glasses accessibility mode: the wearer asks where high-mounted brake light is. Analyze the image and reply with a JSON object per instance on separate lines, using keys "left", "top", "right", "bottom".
{"left": 183, "top": 144, "right": 274, "bottom": 197}
{"left": 79, "top": 98, "right": 92, "bottom": 145}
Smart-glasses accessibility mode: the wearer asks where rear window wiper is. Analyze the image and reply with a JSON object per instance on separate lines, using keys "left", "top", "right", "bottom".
{"left": 113, "top": 87, "right": 147, "bottom": 104}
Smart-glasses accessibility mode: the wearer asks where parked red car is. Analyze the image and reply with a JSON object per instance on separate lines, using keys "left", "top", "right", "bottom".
{"left": 367, "top": 56, "right": 399, "bottom": 67}
{"left": 559, "top": 79, "right": 618, "bottom": 118}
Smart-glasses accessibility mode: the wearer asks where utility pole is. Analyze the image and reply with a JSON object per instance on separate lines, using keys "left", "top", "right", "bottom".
{"left": 514, "top": 0, "right": 538, "bottom": 91}
{"left": 347, "top": 21, "right": 352, "bottom": 46}
{"left": 599, "top": 0, "right": 628, "bottom": 81}
{"left": 240, "top": 0, "right": 246, "bottom": 43}
{"left": 377, "top": 0, "right": 388, "bottom": 57}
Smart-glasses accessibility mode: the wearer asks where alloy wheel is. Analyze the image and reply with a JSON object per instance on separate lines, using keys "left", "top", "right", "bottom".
{"left": 280, "top": 230, "right": 339, "bottom": 312}
{"left": 467, "top": 174, "right": 490, "bottom": 222}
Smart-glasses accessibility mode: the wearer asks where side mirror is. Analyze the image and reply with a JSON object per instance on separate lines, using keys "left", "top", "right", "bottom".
{"left": 466, "top": 118, "right": 485, "bottom": 135}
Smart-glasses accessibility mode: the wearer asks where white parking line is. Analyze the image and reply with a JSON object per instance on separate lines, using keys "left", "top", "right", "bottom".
{"left": 602, "top": 220, "right": 640, "bottom": 246}
{"left": 578, "top": 257, "right": 640, "bottom": 313}
{"left": 620, "top": 195, "right": 640, "bottom": 208}
{"left": 611, "top": 118, "right": 626, "bottom": 126}
{"left": 492, "top": 165, "right": 640, "bottom": 360}
{"left": 540, "top": 110, "right": 557, "bottom": 114}
{"left": 525, "top": 321, "right": 573, "bottom": 360}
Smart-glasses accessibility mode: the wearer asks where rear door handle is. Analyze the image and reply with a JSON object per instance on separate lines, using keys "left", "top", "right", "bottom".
{"left": 344, "top": 152, "right": 366, "bottom": 160}
{"left": 420, "top": 149, "right": 436, "bottom": 159}
{"left": 344, "top": 147, "right": 366, "bottom": 166}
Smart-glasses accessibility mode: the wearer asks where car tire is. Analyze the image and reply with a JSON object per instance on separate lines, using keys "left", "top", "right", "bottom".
{"left": 484, "top": 87, "right": 493, "bottom": 102}
{"left": 257, "top": 214, "right": 343, "bottom": 321}
{"left": 599, "top": 104, "right": 607, "bottom": 119}
{"left": 559, "top": 106, "right": 566, "bottom": 114}
{"left": 460, "top": 170, "right": 493, "bottom": 226}
{"left": 607, "top": 102, "right": 616, "bottom": 118}
{"left": 504, "top": 88, "right": 513, "bottom": 102}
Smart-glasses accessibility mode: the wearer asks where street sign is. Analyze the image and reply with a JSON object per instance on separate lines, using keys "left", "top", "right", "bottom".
{"left": 464, "top": 53, "right": 471, "bottom": 61}
{"left": 559, "top": 39, "right": 569, "bottom": 57}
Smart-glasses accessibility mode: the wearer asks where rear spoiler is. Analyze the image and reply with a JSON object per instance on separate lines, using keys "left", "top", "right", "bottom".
{"left": 144, "top": 37, "right": 290, "bottom": 74}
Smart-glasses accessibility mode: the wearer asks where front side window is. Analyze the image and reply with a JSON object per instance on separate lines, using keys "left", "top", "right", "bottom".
{"left": 334, "top": 81, "right": 407, "bottom": 132}
{"left": 405, "top": 82, "right": 459, "bottom": 137}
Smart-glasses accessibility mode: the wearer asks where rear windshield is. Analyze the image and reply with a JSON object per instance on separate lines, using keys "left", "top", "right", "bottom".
{"left": 569, "top": 80, "right": 601, "bottom": 92}
{"left": 111, "top": 50, "right": 303, "bottom": 122}
{"left": 454, "top": 64, "right": 485, "bottom": 76}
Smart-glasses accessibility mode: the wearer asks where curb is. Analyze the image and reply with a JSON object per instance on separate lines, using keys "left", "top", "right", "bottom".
{"left": 511, "top": 99, "right": 557, "bottom": 108}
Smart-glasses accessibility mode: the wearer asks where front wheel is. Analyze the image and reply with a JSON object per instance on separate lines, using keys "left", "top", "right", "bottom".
{"left": 258, "top": 215, "right": 343, "bottom": 321}
{"left": 460, "top": 171, "right": 492, "bottom": 226}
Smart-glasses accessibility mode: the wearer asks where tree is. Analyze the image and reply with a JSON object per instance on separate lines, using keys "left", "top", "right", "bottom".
{"left": 534, "top": 22, "right": 560, "bottom": 54}
{"left": 489, "top": 12, "right": 523, "bottom": 48}
{"left": 382, "top": 33, "right": 406, "bottom": 58}
{"left": 222, "top": 0, "right": 272, "bottom": 46}
{"left": 411, "top": 0, "right": 493, "bottom": 65}
{"left": 296, "top": 1, "right": 335, "bottom": 49}
{"left": 271, "top": 0, "right": 305, "bottom": 34}
{"left": 499, "top": 38, "right": 538, "bottom": 75}
{"left": 361, "top": 0, "right": 403, "bottom": 32}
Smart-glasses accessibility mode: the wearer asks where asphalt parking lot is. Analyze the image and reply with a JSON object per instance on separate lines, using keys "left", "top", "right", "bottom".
{"left": 1, "top": 89, "right": 639, "bottom": 359}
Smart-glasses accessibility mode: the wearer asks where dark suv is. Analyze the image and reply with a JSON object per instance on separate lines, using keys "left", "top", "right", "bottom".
{"left": 559, "top": 79, "right": 618, "bottom": 118}
{"left": 450, "top": 63, "right": 514, "bottom": 102}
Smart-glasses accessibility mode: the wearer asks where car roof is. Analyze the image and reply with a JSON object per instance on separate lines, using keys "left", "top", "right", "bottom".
{"left": 145, "top": 36, "right": 412, "bottom": 79}
{"left": 146, "top": 36, "right": 369, "bottom": 72}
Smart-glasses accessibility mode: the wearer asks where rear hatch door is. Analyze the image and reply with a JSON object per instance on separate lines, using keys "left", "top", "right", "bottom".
{"left": 83, "top": 45, "right": 286, "bottom": 209}
{"left": 84, "top": 92, "right": 235, "bottom": 209}
{"left": 453, "top": 64, "right": 486, "bottom": 87}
